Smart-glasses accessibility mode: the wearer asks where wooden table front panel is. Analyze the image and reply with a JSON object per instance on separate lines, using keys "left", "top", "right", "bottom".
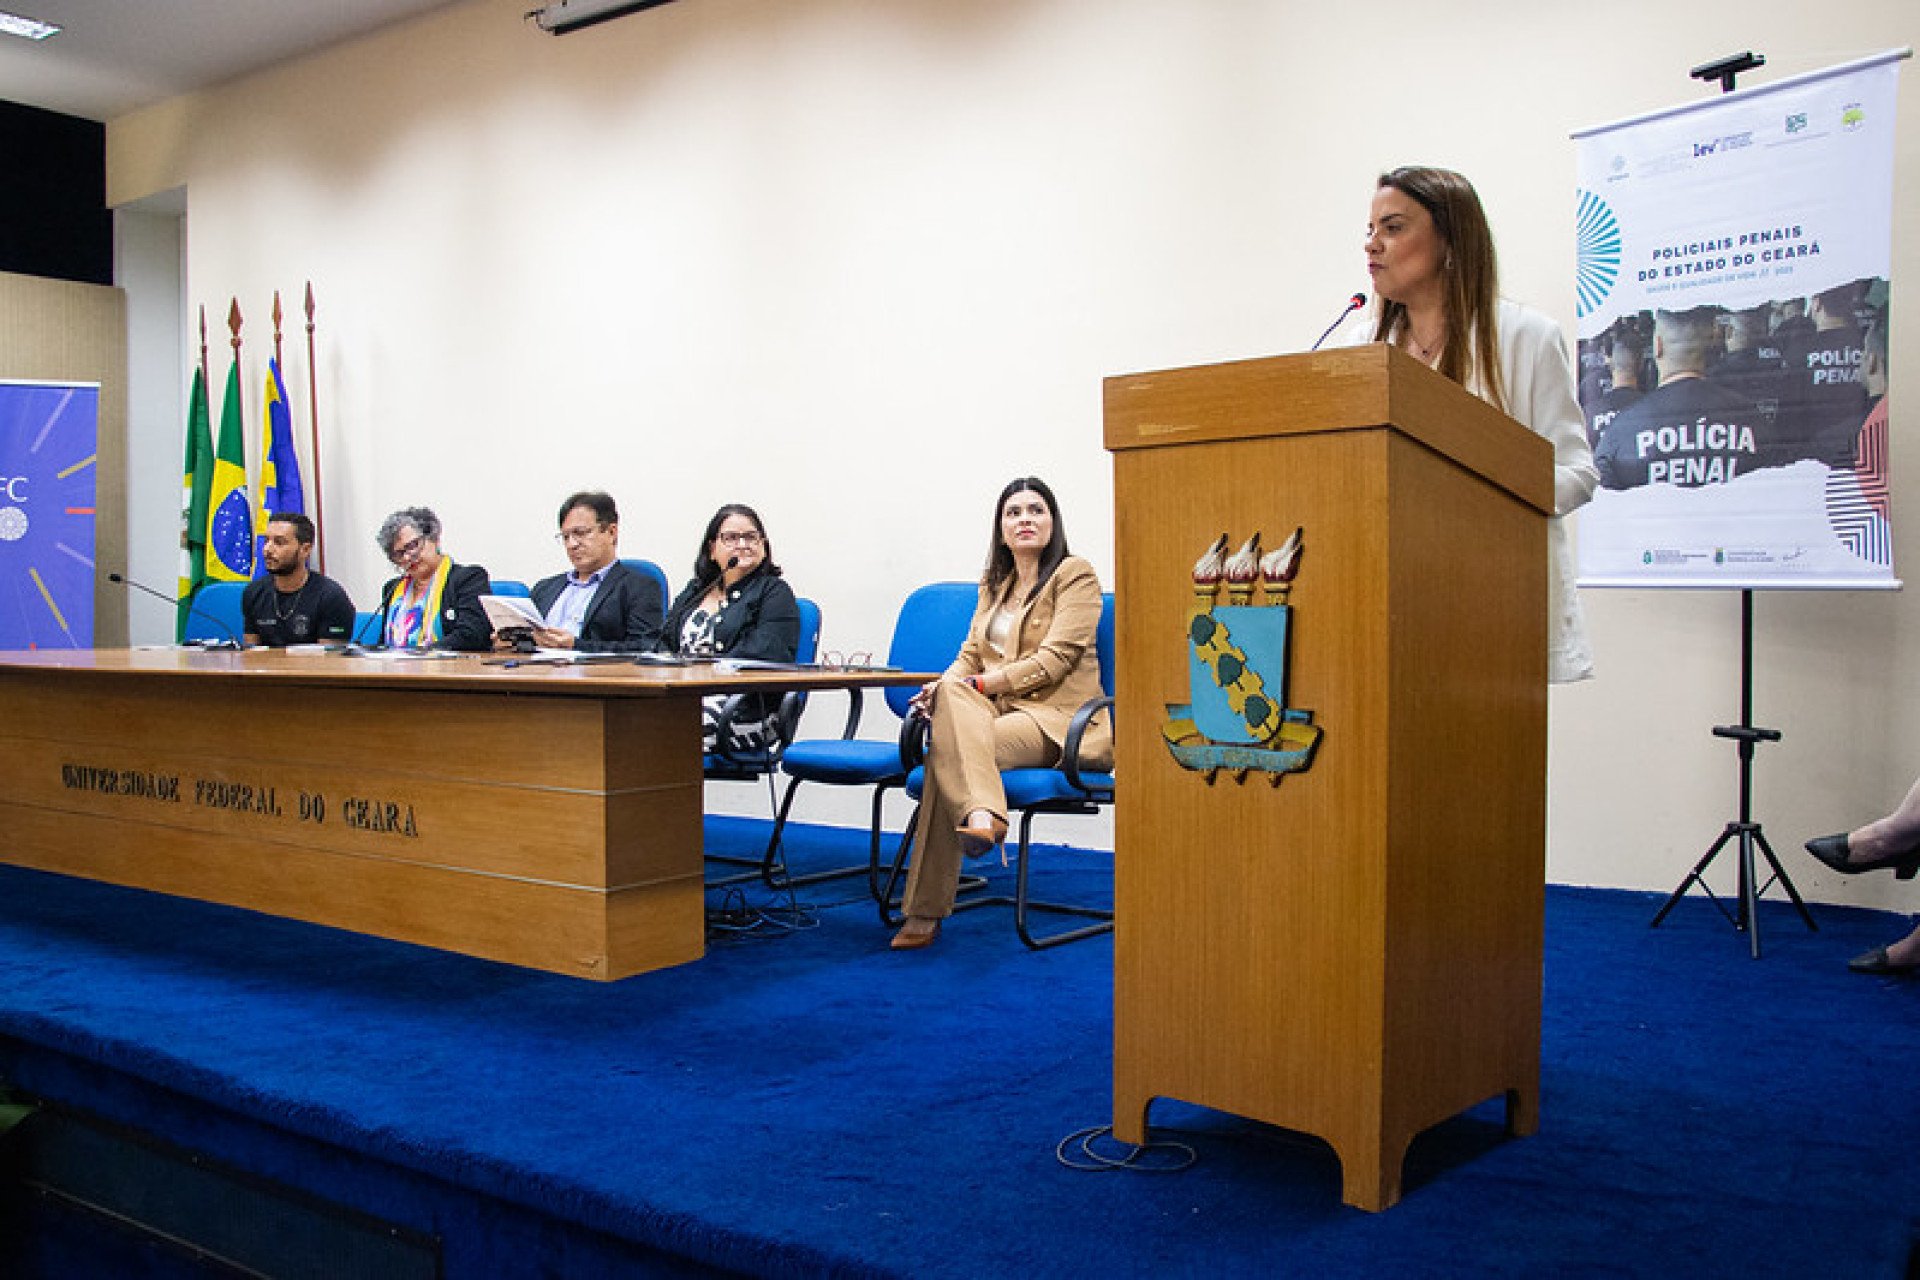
{"left": 0, "top": 670, "right": 706, "bottom": 980}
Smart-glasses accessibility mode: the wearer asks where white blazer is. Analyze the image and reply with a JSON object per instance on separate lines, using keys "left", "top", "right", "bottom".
{"left": 1339, "top": 299, "right": 1597, "bottom": 682}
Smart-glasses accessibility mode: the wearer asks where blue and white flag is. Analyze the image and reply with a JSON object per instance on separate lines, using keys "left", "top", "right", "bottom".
{"left": 253, "top": 356, "right": 305, "bottom": 577}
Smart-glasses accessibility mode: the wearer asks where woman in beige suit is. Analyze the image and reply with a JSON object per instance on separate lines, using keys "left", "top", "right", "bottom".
{"left": 892, "top": 477, "right": 1112, "bottom": 950}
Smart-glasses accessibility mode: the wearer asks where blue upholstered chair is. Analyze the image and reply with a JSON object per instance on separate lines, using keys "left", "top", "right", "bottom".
{"left": 754, "top": 583, "right": 979, "bottom": 893}
{"left": 488, "top": 578, "right": 531, "bottom": 598}
{"left": 182, "top": 582, "right": 247, "bottom": 646}
{"left": 884, "top": 592, "right": 1116, "bottom": 949}
{"left": 619, "top": 558, "right": 670, "bottom": 616}
{"left": 704, "top": 596, "right": 824, "bottom": 888}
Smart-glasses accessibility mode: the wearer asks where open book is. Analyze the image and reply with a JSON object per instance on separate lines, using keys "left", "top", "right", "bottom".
{"left": 480, "top": 594, "right": 544, "bottom": 633}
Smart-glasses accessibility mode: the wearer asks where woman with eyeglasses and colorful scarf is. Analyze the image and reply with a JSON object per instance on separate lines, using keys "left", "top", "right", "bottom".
{"left": 373, "top": 506, "right": 493, "bottom": 651}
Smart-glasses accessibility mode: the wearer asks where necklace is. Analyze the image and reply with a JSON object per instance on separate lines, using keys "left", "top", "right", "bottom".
{"left": 274, "top": 580, "right": 308, "bottom": 623}
{"left": 1406, "top": 327, "right": 1445, "bottom": 361}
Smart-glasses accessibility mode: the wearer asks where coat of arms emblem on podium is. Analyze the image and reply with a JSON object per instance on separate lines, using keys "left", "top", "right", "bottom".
{"left": 1161, "top": 527, "right": 1321, "bottom": 785}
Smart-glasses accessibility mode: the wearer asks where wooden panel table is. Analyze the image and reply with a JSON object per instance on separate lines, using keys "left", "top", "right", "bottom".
{"left": 0, "top": 649, "right": 924, "bottom": 981}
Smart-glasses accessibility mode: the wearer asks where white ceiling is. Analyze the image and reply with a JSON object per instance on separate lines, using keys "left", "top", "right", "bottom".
{"left": 0, "top": 0, "right": 471, "bottom": 122}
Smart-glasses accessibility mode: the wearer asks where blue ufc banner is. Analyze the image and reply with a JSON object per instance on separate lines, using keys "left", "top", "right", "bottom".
{"left": 0, "top": 381, "right": 100, "bottom": 649}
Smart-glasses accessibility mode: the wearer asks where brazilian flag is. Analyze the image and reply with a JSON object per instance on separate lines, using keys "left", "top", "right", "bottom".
{"left": 174, "top": 367, "right": 214, "bottom": 641}
{"left": 204, "top": 357, "right": 253, "bottom": 583}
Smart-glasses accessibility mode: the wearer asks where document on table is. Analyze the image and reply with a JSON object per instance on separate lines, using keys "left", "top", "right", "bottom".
{"left": 481, "top": 595, "right": 545, "bottom": 632}
{"left": 489, "top": 650, "right": 637, "bottom": 667}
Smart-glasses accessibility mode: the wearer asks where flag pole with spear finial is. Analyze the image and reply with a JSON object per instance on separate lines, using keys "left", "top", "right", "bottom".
{"left": 269, "top": 291, "right": 284, "bottom": 547}
{"left": 304, "top": 282, "right": 326, "bottom": 572}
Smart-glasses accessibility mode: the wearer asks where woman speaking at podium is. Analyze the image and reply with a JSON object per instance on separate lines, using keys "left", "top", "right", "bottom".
{"left": 1340, "top": 165, "right": 1599, "bottom": 683}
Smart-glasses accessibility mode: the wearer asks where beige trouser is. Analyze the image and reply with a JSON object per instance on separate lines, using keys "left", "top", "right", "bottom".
{"left": 901, "top": 677, "right": 1059, "bottom": 919}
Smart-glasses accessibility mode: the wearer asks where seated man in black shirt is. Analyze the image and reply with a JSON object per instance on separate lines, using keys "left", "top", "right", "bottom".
{"left": 241, "top": 512, "right": 357, "bottom": 646}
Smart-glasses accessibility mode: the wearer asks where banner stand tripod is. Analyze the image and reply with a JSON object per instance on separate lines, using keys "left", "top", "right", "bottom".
{"left": 1645, "top": 51, "right": 1818, "bottom": 956}
{"left": 1650, "top": 589, "right": 1817, "bottom": 956}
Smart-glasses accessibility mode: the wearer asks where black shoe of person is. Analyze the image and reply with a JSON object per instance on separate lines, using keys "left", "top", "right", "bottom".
{"left": 1848, "top": 945, "right": 1920, "bottom": 976}
{"left": 1805, "top": 833, "right": 1920, "bottom": 879}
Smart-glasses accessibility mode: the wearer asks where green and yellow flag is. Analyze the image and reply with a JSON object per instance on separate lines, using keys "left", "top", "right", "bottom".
{"left": 175, "top": 366, "right": 214, "bottom": 641}
{"left": 203, "top": 357, "right": 253, "bottom": 583}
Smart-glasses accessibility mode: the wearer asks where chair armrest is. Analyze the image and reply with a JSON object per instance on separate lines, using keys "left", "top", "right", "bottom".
{"left": 706, "top": 692, "right": 752, "bottom": 766}
{"left": 707, "top": 689, "right": 806, "bottom": 769}
{"left": 1060, "top": 695, "right": 1115, "bottom": 796}
{"left": 899, "top": 709, "right": 931, "bottom": 771}
{"left": 838, "top": 687, "right": 866, "bottom": 740}
{"left": 774, "top": 689, "right": 808, "bottom": 758}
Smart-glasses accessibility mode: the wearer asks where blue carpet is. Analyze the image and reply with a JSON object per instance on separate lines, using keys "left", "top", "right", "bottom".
{"left": 0, "top": 817, "right": 1915, "bottom": 1277}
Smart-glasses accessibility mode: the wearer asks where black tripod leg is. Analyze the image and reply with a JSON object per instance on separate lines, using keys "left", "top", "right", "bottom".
{"left": 1651, "top": 824, "right": 1738, "bottom": 927}
{"left": 1738, "top": 827, "right": 1762, "bottom": 959}
{"left": 1751, "top": 828, "right": 1819, "bottom": 932}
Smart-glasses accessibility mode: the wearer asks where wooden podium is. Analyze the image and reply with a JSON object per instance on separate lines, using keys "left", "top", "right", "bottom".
{"left": 1104, "top": 344, "right": 1553, "bottom": 1211}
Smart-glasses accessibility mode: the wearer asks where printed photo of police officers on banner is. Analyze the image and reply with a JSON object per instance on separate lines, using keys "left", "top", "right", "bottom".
{"left": 1581, "top": 278, "right": 1887, "bottom": 490}
{"left": 1571, "top": 52, "right": 1901, "bottom": 588}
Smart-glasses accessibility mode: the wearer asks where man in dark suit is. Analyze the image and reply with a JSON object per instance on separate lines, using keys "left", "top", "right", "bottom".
{"left": 510, "top": 491, "right": 663, "bottom": 652}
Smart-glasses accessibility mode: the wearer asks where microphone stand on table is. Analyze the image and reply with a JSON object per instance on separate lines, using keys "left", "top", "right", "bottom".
{"left": 108, "top": 572, "right": 243, "bottom": 650}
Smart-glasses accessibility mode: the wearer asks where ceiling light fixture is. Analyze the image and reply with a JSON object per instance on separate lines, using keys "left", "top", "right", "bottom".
{"left": 526, "top": 0, "right": 678, "bottom": 36}
{"left": 0, "top": 9, "right": 60, "bottom": 40}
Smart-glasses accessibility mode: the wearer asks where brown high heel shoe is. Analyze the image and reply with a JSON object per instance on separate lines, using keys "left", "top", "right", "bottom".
{"left": 956, "top": 814, "right": 1009, "bottom": 860}
{"left": 891, "top": 916, "right": 941, "bottom": 950}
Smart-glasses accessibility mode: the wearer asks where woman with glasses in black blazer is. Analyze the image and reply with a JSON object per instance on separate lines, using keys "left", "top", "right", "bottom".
{"left": 658, "top": 503, "right": 801, "bottom": 754}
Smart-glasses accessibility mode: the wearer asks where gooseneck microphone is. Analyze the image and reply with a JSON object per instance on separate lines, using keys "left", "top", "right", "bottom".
{"left": 1311, "top": 292, "right": 1369, "bottom": 351}
{"left": 108, "top": 572, "right": 244, "bottom": 649}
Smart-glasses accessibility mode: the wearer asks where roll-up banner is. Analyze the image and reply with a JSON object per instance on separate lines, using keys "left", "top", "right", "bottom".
{"left": 1572, "top": 50, "right": 1906, "bottom": 589}
{"left": 0, "top": 380, "right": 100, "bottom": 648}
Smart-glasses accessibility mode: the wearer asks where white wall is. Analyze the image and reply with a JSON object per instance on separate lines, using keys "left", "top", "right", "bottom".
{"left": 114, "top": 199, "right": 185, "bottom": 645}
{"left": 106, "top": 0, "right": 1920, "bottom": 907}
